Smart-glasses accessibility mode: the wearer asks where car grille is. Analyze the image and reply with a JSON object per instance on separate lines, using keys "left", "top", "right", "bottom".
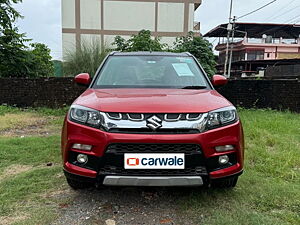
{"left": 106, "top": 143, "right": 202, "bottom": 154}
{"left": 97, "top": 143, "right": 208, "bottom": 176}
{"left": 102, "top": 112, "right": 204, "bottom": 134}
{"left": 106, "top": 113, "right": 202, "bottom": 121}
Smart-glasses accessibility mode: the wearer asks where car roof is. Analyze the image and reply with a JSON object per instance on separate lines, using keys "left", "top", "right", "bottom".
{"left": 111, "top": 51, "right": 192, "bottom": 57}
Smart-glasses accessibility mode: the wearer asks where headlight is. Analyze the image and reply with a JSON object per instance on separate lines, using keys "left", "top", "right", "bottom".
{"left": 69, "top": 105, "right": 103, "bottom": 128}
{"left": 206, "top": 106, "right": 238, "bottom": 129}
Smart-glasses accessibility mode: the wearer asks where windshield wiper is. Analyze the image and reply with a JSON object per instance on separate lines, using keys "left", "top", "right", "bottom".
{"left": 181, "top": 86, "right": 207, "bottom": 89}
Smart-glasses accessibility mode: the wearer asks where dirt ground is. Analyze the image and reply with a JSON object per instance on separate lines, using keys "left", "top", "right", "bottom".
{"left": 52, "top": 186, "right": 203, "bottom": 225}
{"left": 0, "top": 110, "right": 65, "bottom": 138}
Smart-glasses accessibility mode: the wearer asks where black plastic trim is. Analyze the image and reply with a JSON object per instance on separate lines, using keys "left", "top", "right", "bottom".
{"left": 206, "top": 153, "right": 238, "bottom": 172}
{"left": 63, "top": 170, "right": 96, "bottom": 183}
{"left": 66, "top": 147, "right": 240, "bottom": 181}
{"left": 108, "top": 128, "right": 200, "bottom": 134}
{"left": 210, "top": 170, "right": 244, "bottom": 180}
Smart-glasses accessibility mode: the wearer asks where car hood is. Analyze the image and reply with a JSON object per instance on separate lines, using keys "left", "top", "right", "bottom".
{"left": 74, "top": 88, "right": 232, "bottom": 113}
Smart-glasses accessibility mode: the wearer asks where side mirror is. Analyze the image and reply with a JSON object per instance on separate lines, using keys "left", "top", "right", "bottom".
{"left": 74, "top": 73, "right": 91, "bottom": 86}
{"left": 212, "top": 75, "right": 228, "bottom": 87}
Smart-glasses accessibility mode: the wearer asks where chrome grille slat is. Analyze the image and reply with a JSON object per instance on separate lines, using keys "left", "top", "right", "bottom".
{"left": 127, "top": 113, "right": 144, "bottom": 121}
{"left": 164, "top": 114, "right": 182, "bottom": 122}
{"left": 106, "top": 112, "right": 122, "bottom": 120}
{"left": 100, "top": 112, "right": 208, "bottom": 134}
{"left": 104, "top": 113, "right": 202, "bottom": 121}
{"left": 186, "top": 113, "right": 202, "bottom": 121}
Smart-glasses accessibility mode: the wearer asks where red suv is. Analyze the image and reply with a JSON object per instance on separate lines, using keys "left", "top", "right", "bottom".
{"left": 61, "top": 52, "right": 244, "bottom": 189}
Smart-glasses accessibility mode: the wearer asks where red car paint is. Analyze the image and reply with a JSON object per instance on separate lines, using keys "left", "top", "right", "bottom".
{"left": 62, "top": 52, "right": 244, "bottom": 188}
{"left": 62, "top": 119, "right": 244, "bottom": 178}
{"left": 72, "top": 89, "right": 232, "bottom": 113}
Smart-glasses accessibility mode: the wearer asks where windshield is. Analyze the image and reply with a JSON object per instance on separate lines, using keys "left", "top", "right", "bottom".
{"left": 93, "top": 55, "right": 210, "bottom": 89}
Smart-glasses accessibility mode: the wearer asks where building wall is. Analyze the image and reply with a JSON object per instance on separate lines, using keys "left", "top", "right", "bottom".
{"left": 62, "top": 0, "right": 76, "bottom": 29}
{"left": 157, "top": 3, "right": 184, "bottom": 32}
{"left": 277, "top": 53, "right": 300, "bottom": 59}
{"left": 61, "top": 0, "right": 201, "bottom": 57}
{"left": 217, "top": 41, "right": 300, "bottom": 63}
{"left": 81, "top": 0, "right": 102, "bottom": 30}
{"left": 104, "top": 1, "right": 156, "bottom": 31}
{"left": 249, "top": 45, "right": 300, "bottom": 60}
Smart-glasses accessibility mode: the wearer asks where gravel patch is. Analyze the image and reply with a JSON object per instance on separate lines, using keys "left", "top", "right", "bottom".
{"left": 52, "top": 186, "right": 203, "bottom": 225}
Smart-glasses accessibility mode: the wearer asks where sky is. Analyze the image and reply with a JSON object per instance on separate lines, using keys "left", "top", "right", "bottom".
{"left": 14, "top": 0, "right": 300, "bottom": 60}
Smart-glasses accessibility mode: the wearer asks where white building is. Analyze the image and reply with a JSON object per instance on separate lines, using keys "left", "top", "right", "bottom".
{"left": 62, "top": 0, "right": 202, "bottom": 57}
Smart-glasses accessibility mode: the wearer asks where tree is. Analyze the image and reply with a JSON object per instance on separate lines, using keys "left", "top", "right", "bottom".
{"left": 113, "top": 36, "right": 129, "bottom": 52}
{"left": 173, "top": 32, "right": 217, "bottom": 77}
{"left": 0, "top": 0, "right": 23, "bottom": 30}
{"left": 27, "top": 43, "right": 54, "bottom": 77}
{"left": 0, "top": 0, "right": 54, "bottom": 77}
{"left": 112, "top": 30, "right": 217, "bottom": 77}
{"left": 113, "top": 30, "right": 167, "bottom": 52}
{"left": 0, "top": 0, "right": 28, "bottom": 77}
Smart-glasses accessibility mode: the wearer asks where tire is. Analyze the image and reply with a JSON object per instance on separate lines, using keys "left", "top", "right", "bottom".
{"left": 211, "top": 176, "right": 238, "bottom": 189}
{"left": 66, "top": 178, "right": 94, "bottom": 190}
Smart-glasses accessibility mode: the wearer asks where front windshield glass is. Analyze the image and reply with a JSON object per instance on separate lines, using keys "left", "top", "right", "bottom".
{"left": 93, "top": 55, "right": 210, "bottom": 89}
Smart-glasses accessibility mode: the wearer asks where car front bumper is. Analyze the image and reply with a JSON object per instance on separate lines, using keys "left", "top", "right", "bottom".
{"left": 61, "top": 118, "right": 244, "bottom": 186}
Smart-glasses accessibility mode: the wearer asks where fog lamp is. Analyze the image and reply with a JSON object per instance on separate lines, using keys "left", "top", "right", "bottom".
{"left": 77, "top": 154, "right": 88, "bottom": 164}
{"left": 218, "top": 155, "right": 229, "bottom": 165}
{"left": 215, "top": 145, "right": 234, "bottom": 152}
{"left": 72, "top": 143, "right": 92, "bottom": 151}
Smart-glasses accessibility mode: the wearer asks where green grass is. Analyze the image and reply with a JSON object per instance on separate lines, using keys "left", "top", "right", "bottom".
{"left": 0, "top": 106, "right": 299, "bottom": 224}
{"left": 0, "top": 105, "right": 69, "bottom": 117}
{"left": 0, "top": 106, "right": 69, "bottom": 224}
{"left": 0, "top": 135, "right": 66, "bottom": 224}
{"left": 180, "top": 108, "right": 300, "bottom": 225}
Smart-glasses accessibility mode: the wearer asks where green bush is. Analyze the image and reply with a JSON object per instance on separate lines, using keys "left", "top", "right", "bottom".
{"left": 113, "top": 30, "right": 167, "bottom": 52}
{"left": 26, "top": 43, "right": 54, "bottom": 77}
{"left": 63, "top": 40, "right": 109, "bottom": 77}
{"left": 0, "top": 40, "right": 54, "bottom": 78}
{"left": 173, "top": 32, "right": 217, "bottom": 77}
{"left": 112, "top": 30, "right": 216, "bottom": 77}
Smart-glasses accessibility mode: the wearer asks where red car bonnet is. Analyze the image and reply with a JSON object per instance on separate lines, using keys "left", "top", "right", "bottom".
{"left": 73, "top": 88, "right": 232, "bottom": 113}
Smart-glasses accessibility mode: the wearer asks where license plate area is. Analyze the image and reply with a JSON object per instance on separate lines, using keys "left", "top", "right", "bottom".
{"left": 124, "top": 153, "right": 185, "bottom": 169}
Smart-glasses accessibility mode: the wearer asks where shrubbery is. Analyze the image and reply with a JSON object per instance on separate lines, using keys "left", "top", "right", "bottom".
{"left": 63, "top": 40, "right": 109, "bottom": 77}
{"left": 113, "top": 30, "right": 217, "bottom": 76}
{"left": 113, "top": 30, "right": 167, "bottom": 52}
{"left": 173, "top": 32, "right": 217, "bottom": 76}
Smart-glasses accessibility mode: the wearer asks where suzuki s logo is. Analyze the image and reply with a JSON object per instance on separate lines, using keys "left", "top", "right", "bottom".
{"left": 146, "top": 115, "right": 162, "bottom": 131}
